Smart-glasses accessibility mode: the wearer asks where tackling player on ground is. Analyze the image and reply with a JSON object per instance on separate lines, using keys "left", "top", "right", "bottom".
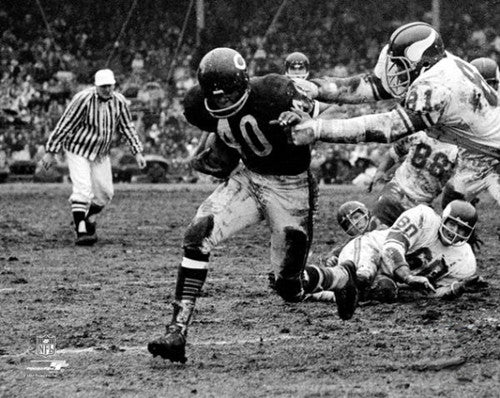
{"left": 303, "top": 200, "right": 479, "bottom": 318}
{"left": 147, "top": 48, "right": 324, "bottom": 363}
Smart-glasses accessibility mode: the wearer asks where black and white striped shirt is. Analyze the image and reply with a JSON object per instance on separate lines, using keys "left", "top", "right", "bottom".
{"left": 46, "top": 87, "right": 143, "bottom": 160}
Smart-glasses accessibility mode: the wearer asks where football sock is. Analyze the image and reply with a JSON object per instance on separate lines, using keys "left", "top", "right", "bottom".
{"left": 71, "top": 201, "right": 88, "bottom": 233}
{"left": 320, "top": 265, "right": 349, "bottom": 291}
{"left": 172, "top": 258, "right": 208, "bottom": 332}
{"left": 303, "top": 264, "right": 323, "bottom": 293}
{"left": 87, "top": 203, "right": 104, "bottom": 217}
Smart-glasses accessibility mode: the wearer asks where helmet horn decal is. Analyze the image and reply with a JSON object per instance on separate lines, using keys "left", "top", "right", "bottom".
{"left": 405, "top": 30, "right": 437, "bottom": 63}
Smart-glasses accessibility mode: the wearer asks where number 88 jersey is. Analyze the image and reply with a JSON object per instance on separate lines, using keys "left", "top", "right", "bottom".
{"left": 183, "top": 73, "right": 317, "bottom": 176}
{"left": 391, "top": 131, "right": 459, "bottom": 203}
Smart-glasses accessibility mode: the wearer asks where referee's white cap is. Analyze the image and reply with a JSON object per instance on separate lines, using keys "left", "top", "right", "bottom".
{"left": 94, "top": 69, "right": 116, "bottom": 86}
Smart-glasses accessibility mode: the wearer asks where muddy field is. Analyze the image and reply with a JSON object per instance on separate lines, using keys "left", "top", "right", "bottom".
{"left": 0, "top": 182, "right": 499, "bottom": 397}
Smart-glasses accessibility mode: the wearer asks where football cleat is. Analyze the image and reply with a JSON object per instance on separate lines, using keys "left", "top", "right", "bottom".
{"left": 148, "top": 324, "right": 187, "bottom": 363}
{"left": 75, "top": 232, "right": 97, "bottom": 246}
{"left": 274, "top": 276, "right": 305, "bottom": 302}
{"left": 85, "top": 220, "right": 97, "bottom": 236}
{"left": 334, "top": 261, "right": 359, "bottom": 320}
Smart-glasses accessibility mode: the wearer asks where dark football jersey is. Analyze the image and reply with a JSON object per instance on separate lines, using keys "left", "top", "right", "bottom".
{"left": 183, "top": 74, "right": 314, "bottom": 175}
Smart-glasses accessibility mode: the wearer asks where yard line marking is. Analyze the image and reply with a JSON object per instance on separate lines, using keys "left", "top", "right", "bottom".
{"left": 0, "top": 275, "right": 268, "bottom": 293}
{"left": 4, "top": 335, "right": 308, "bottom": 358}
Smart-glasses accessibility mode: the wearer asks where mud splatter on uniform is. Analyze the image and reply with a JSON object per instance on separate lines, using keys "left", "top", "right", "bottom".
{"left": 182, "top": 73, "right": 318, "bottom": 293}
{"left": 382, "top": 205, "right": 476, "bottom": 293}
{"left": 374, "top": 131, "right": 458, "bottom": 225}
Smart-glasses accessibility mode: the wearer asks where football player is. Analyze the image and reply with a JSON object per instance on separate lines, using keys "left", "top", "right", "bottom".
{"left": 369, "top": 131, "right": 459, "bottom": 227}
{"left": 282, "top": 22, "right": 500, "bottom": 162}
{"left": 321, "top": 200, "right": 382, "bottom": 268}
{"left": 442, "top": 57, "right": 500, "bottom": 210}
{"left": 284, "top": 51, "right": 315, "bottom": 99}
{"left": 304, "top": 200, "right": 478, "bottom": 318}
{"left": 148, "top": 48, "right": 323, "bottom": 363}
{"left": 285, "top": 51, "right": 310, "bottom": 81}
{"left": 283, "top": 51, "right": 334, "bottom": 115}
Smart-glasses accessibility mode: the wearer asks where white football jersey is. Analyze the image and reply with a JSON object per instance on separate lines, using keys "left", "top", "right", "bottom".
{"left": 454, "top": 147, "right": 499, "bottom": 176}
{"left": 404, "top": 54, "right": 500, "bottom": 158}
{"left": 382, "top": 205, "right": 476, "bottom": 282}
{"left": 390, "top": 131, "right": 458, "bottom": 202}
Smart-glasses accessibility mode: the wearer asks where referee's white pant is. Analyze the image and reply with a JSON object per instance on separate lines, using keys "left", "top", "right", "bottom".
{"left": 66, "top": 151, "right": 114, "bottom": 207}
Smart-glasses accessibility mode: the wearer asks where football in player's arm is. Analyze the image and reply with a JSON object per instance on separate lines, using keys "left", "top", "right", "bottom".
{"left": 148, "top": 48, "right": 323, "bottom": 363}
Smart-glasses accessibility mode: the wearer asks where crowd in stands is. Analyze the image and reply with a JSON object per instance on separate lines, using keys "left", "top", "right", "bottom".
{"left": 1, "top": 0, "right": 499, "bottom": 183}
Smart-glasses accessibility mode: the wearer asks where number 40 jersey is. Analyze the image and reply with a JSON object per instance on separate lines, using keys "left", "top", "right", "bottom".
{"left": 183, "top": 73, "right": 318, "bottom": 176}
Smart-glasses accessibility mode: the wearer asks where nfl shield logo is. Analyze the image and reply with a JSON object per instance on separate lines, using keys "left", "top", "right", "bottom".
{"left": 36, "top": 335, "right": 56, "bottom": 356}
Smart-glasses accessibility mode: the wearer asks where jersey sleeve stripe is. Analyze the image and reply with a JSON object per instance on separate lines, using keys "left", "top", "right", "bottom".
{"left": 395, "top": 107, "right": 415, "bottom": 132}
{"left": 422, "top": 113, "right": 435, "bottom": 128}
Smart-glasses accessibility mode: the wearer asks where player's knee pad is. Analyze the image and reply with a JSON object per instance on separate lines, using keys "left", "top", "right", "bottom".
{"left": 274, "top": 276, "right": 304, "bottom": 302}
{"left": 281, "top": 228, "right": 308, "bottom": 278}
{"left": 182, "top": 215, "right": 214, "bottom": 261}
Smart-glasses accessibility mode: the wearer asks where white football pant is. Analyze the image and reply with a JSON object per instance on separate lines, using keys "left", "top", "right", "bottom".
{"left": 66, "top": 151, "right": 114, "bottom": 206}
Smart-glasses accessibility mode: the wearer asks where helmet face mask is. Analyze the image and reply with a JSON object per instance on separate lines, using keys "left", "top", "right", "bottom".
{"left": 439, "top": 200, "right": 477, "bottom": 246}
{"left": 385, "top": 56, "right": 415, "bottom": 98}
{"left": 384, "top": 22, "right": 445, "bottom": 99}
{"left": 203, "top": 88, "right": 250, "bottom": 119}
{"left": 337, "top": 201, "right": 370, "bottom": 237}
{"left": 198, "top": 48, "right": 250, "bottom": 118}
{"left": 285, "top": 52, "right": 310, "bottom": 80}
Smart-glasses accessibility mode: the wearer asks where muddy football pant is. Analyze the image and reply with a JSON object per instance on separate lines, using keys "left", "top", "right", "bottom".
{"left": 172, "top": 167, "right": 315, "bottom": 329}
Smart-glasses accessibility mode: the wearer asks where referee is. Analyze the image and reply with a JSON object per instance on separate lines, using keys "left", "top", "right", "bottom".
{"left": 41, "top": 69, "right": 146, "bottom": 246}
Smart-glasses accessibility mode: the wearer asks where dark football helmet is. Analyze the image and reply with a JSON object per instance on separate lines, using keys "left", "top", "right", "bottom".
{"left": 471, "top": 57, "right": 499, "bottom": 91}
{"left": 285, "top": 52, "right": 310, "bottom": 80}
{"left": 197, "top": 47, "right": 250, "bottom": 118}
{"left": 385, "top": 22, "right": 446, "bottom": 98}
{"left": 337, "top": 201, "right": 371, "bottom": 236}
{"left": 439, "top": 200, "right": 477, "bottom": 246}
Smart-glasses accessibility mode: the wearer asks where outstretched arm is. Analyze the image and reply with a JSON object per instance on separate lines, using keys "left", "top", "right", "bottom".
{"left": 311, "top": 73, "right": 393, "bottom": 104}
{"left": 289, "top": 106, "right": 429, "bottom": 146}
